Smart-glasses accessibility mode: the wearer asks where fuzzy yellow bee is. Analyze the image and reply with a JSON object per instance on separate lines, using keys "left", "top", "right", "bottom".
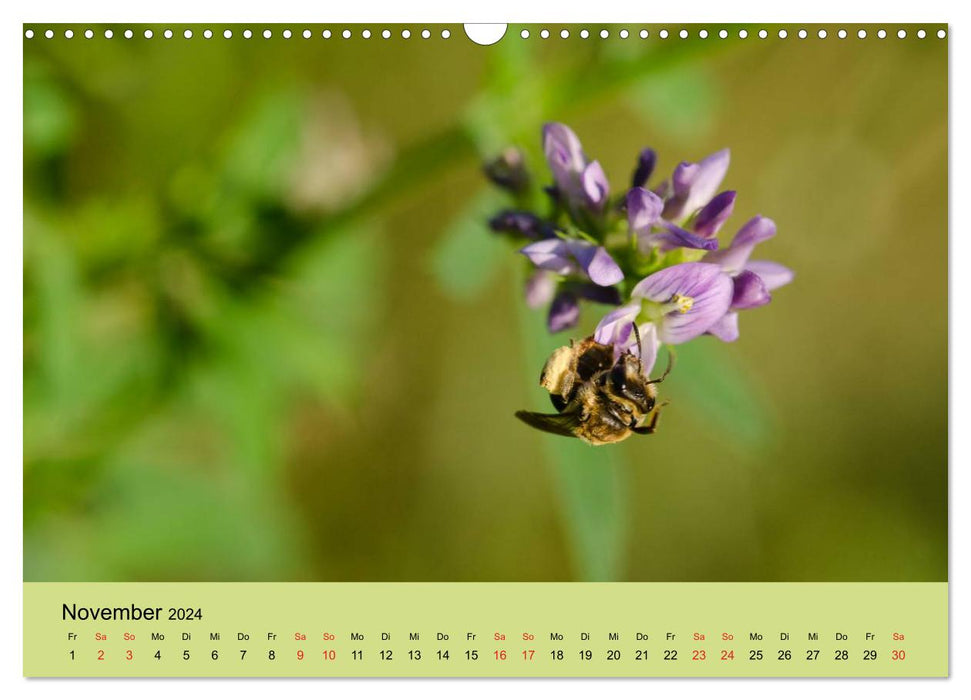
{"left": 515, "top": 326, "right": 672, "bottom": 445}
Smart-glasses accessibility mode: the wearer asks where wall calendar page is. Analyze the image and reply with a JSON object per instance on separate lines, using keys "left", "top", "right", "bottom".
{"left": 20, "top": 17, "right": 949, "bottom": 685}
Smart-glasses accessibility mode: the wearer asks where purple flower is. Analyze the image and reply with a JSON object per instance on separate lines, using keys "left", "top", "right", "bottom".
{"left": 593, "top": 301, "right": 660, "bottom": 371}
{"left": 520, "top": 238, "right": 574, "bottom": 275}
{"left": 594, "top": 302, "right": 640, "bottom": 348}
{"left": 703, "top": 216, "right": 795, "bottom": 287}
{"left": 566, "top": 240, "right": 623, "bottom": 285}
{"left": 489, "top": 210, "right": 552, "bottom": 240}
{"left": 544, "top": 123, "right": 585, "bottom": 184}
{"left": 631, "top": 148, "right": 657, "bottom": 188}
{"left": 631, "top": 262, "right": 734, "bottom": 344}
{"left": 524, "top": 269, "right": 557, "bottom": 309}
{"left": 703, "top": 216, "right": 795, "bottom": 342}
{"left": 527, "top": 273, "right": 622, "bottom": 333}
{"left": 593, "top": 262, "right": 732, "bottom": 371}
{"left": 543, "top": 122, "right": 609, "bottom": 212}
{"left": 627, "top": 187, "right": 664, "bottom": 230}
{"left": 483, "top": 147, "right": 529, "bottom": 193}
{"left": 543, "top": 285, "right": 622, "bottom": 333}
{"left": 705, "top": 313, "right": 739, "bottom": 343}
{"left": 743, "top": 260, "right": 796, "bottom": 290}
{"left": 520, "top": 238, "right": 624, "bottom": 287}
{"left": 484, "top": 124, "right": 792, "bottom": 360}
{"left": 627, "top": 188, "right": 718, "bottom": 252}
{"left": 635, "top": 321, "right": 660, "bottom": 376}
{"left": 662, "top": 148, "right": 731, "bottom": 222}
{"left": 692, "top": 190, "right": 736, "bottom": 238}
{"left": 548, "top": 292, "right": 581, "bottom": 333}
{"left": 703, "top": 215, "right": 776, "bottom": 273}
{"left": 581, "top": 160, "right": 610, "bottom": 211}
{"left": 731, "top": 270, "right": 771, "bottom": 309}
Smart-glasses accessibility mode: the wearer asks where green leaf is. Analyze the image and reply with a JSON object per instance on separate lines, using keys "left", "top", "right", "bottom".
{"left": 518, "top": 291, "right": 629, "bottom": 581}
{"left": 544, "top": 438, "right": 629, "bottom": 581}
{"left": 666, "top": 339, "right": 774, "bottom": 451}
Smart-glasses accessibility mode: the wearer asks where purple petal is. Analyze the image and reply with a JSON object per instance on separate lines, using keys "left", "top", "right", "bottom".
{"left": 543, "top": 123, "right": 585, "bottom": 168}
{"left": 663, "top": 148, "right": 730, "bottom": 221}
{"left": 581, "top": 160, "right": 609, "bottom": 211}
{"left": 630, "top": 262, "right": 734, "bottom": 344}
{"left": 566, "top": 240, "right": 624, "bottom": 286}
{"left": 524, "top": 270, "right": 557, "bottom": 309}
{"left": 594, "top": 301, "right": 642, "bottom": 348}
{"left": 744, "top": 260, "right": 794, "bottom": 291}
{"left": 693, "top": 190, "right": 736, "bottom": 238}
{"left": 631, "top": 148, "right": 657, "bottom": 188}
{"left": 543, "top": 122, "right": 586, "bottom": 195}
{"left": 548, "top": 292, "right": 580, "bottom": 333}
{"left": 656, "top": 283, "right": 734, "bottom": 343}
{"left": 688, "top": 148, "right": 731, "bottom": 205}
{"left": 626, "top": 187, "right": 664, "bottom": 234}
{"left": 732, "top": 215, "right": 777, "bottom": 248}
{"left": 520, "top": 238, "right": 575, "bottom": 275}
{"left": 630, "top": 261, "right": 722, "bottom": 302}
{"left": 707, "top": 312, "right": 740, "bottom": 342}
{"left": 702, "top": 247, "right": 748, "bottom": 273}
{"left": 649, "top": 221, "right": 720, "bottom": 252}
{"left": 638, "top": 322, "right": 660, "bottom": 375}
{"left": 731, "top": 270, "right": 771, "bottom": 310}
{"left": 703, "top": 216, "right": 777, "bottom": 273}
{"left": 671, "top": 162, "right": 700, "bottom": 199}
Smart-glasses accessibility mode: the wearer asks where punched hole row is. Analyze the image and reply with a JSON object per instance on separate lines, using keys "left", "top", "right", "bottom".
{"left": 24, "top": 27, "right": 454, "bottom": 40}
{"left": 518, "top": 27, "right": 946, "bottom": 40}
{"left": 24, "top": 27, "right": 947, "bottom": 41}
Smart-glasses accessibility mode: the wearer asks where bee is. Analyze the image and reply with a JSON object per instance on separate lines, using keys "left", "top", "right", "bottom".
{"left": 515, "top": 325, "right": 672, "bottom": 446}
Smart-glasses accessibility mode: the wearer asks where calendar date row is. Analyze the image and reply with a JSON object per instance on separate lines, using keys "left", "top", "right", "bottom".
{"left": 69, "top": 647, "right": 909, "bottom": 663}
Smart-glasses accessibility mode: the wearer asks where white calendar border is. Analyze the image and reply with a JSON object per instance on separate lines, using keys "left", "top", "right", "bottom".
{"left": 3, "top": 0, "right": 961, "bottom": 23}
{"left": 2, "top": 0, "right": 964, "bottom": 698}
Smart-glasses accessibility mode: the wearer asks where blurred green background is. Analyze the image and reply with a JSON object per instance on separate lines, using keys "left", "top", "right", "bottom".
{"left": 23, "top": 24, "right": 947, "bottom": 582}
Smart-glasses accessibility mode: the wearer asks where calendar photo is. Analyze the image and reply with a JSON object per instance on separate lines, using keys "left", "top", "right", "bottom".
{"left": 21, "top": 21, "right": 949, "bottom": 679}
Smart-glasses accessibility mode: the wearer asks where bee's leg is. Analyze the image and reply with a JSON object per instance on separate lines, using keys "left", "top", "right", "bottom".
{"left": 646, "top": 347, "right": 676, "bottom": 385}
{"left": 632, "top": 401, "right": 669, "bottom": 435}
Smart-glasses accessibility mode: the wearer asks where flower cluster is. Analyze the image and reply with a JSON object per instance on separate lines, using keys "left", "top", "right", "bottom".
{"left": 485, "top": 123, "right": 793, "bottom": 374}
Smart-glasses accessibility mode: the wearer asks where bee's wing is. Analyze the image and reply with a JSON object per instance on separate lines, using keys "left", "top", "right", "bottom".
{"left": 514, "top": 410, "right": 581, "bottom": 438}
